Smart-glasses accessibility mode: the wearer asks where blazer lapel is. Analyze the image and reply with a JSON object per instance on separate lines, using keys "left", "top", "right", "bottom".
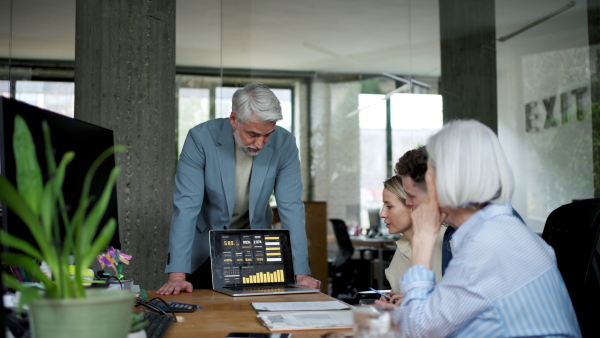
{"left": 216, "top": 120, "right": 235, "bottom": 219}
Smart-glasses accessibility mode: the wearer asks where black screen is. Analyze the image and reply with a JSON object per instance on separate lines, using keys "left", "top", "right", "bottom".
{"left": 209, "top": 229, "right": 295, "bottom": 287}
{"left": 0, "top": 97, "right": 121, "bottom": 251}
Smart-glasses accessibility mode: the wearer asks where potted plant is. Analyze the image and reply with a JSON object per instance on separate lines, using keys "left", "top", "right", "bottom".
{"left": 128, "top": 313, "right": 149, "bottom": 338}
{"left": 0, "top": 114, "right": 134, "bottom": 338}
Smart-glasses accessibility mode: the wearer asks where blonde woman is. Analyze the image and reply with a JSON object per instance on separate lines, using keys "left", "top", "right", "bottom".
{"left": 376, "top": 175, "right": 444, "bottom": 306}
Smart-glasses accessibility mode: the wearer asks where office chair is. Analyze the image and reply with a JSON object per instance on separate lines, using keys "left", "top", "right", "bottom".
{"left": 330, "top": 218, "right": 354, "bottom": 268}
{"left": 542, "top": 198, "right": 600, "bottom": 337}
{"left": 366, "top": 208, "right": 382, "bottom": 238}
{"left": 328, "top": 218, "right": 370, "bottom": 301}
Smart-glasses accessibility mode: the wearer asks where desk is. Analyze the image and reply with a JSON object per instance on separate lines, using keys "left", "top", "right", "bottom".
{"left": 146, "top": 289, "right": 352, "bottom": 337}
{"left": 350, "top": 236, "right": 396, "bottom": 290}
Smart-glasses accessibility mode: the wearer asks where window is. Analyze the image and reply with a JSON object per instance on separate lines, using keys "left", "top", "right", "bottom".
{"left": 176, "top": 76, "right": 294, "bottom": 156}
{"left": 358, "top": 92, "right": 443, "bottom": 232}
{"left": 15, "top": 80, "right": 74, "bottom": 118}
{"left": 391, "top": 93, "right": 443, "bottom": 161}
{"left": 359, "top": 94, "right": 387, "bottom": 229}
{"left": 178, "top": 87, "right": 210, "bottom": 155}
{"left": 1, "top": 80, "right": 9, "bottom": 98}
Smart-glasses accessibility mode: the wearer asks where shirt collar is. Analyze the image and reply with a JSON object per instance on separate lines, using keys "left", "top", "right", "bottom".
{"left": 397, "top": 236, "right": 412, "bottom": 258}
{"left": 450, "top": 203, "right": 513, "bottom": 253}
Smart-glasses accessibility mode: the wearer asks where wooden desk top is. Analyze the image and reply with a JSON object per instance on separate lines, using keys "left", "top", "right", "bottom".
{"left": 145, "top": 289, "right": 352, "bottom": 338}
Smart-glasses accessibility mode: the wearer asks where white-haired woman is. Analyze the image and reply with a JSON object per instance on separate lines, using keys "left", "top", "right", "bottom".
{"left": 395, "top": 120, "right": 580, "bottom": 337}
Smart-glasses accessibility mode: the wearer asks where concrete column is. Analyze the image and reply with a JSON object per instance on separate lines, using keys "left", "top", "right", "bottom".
{"left": 439, "top": 0, "right": 497, "bottom": 132}
{"left": 589, "top": 0, "right": 600, "bottom": 198}
{"left": 74, "top": 0, "right": 176, "bottom": 289}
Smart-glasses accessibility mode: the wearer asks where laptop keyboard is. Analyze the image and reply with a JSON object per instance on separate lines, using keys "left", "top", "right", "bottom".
{"left": 224, "top": 285, "right": 298, "bottom": 292}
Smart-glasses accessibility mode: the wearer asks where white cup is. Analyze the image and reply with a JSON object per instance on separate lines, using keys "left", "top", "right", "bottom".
{"left": 352, "top": 305, "right": 399, "bottom": 338}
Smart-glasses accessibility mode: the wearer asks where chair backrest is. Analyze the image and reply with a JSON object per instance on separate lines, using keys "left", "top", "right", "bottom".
{"left": 542, "top": 198, "right": 600, "bottom": 336}
{"left": 329, "top": 218, "right": 354, "bottom": 267}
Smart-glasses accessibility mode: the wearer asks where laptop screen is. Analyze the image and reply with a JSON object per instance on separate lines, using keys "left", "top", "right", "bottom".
{"left": 209, "top": 229, "right": 295, "bottom": 287}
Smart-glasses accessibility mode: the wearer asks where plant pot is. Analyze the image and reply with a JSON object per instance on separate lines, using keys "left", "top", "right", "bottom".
{"left": 127, "top": 330, "right": 148, "bottom": 338}
{"left": 107, "top": 278, "right": 134, "bottom": 291}
{"left": 29, "top": 289, "right": 135, "bottom": 338}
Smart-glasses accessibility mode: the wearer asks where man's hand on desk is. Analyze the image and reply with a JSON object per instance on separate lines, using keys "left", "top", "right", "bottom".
{"left": 156, "top": 272, "right": 193, "bottom": 295}
{"left": 295, "top": 274, "right": 322, "bottom": 289}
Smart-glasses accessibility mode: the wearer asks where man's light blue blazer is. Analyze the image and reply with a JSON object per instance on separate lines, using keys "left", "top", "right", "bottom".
{"left": 165, "top": 118, "right": 310, "bottom": 276}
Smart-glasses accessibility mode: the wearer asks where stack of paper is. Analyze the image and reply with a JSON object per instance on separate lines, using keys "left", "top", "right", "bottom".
{"left": 253, "top": 301, "right": 354, "bottom": 331}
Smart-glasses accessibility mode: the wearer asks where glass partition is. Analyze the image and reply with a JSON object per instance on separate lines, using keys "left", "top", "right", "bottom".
{"left": 216, "top": 1, "right": 442, "bottom": 228}
{"left": 1, "top": 0, "right": 595, "bottom": 236}
{"left": 496, "top": 0, "right": 594, "bottom": 233}
{"left": 1, "top": 1, "right": 443, "bottom": 230}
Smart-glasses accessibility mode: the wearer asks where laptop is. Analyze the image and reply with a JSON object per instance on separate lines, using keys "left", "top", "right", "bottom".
{"left": 209, "top": 229, "right": 320, "bottom": 297}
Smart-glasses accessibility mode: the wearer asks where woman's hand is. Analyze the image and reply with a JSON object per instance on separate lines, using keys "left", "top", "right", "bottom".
{"left": 410, "top": 168, "right": 447, "bottom": 269}
{"left": 374, "top": 291, "right": 403, "bottom": 307}
{"left": 374, "top": 299, "right": 396, "bottom": 308}
{"left": 389, "top": 292, "right": 403, "bottom": 306}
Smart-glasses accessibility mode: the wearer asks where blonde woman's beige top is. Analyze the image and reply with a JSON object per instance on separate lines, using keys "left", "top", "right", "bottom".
{"left": 385, "top": 229, "right": 445, "bottom": 294}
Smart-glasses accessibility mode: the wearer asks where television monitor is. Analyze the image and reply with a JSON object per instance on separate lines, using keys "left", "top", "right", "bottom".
{"left": 0, "top": 97, "right": 121, "bottom": 252}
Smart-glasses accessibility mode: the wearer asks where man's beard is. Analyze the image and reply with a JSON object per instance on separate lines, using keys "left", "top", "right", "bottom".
{"left": 233, "top": 128, "right": 260, "bottom": 156}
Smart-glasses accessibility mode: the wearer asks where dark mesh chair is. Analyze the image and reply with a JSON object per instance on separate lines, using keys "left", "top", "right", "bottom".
{"left": 542, "top": 198, "right": 600, "bottom": 337}
{"left": 330, "top": 218, "right": 354, "bottom": 269}
{"left": 329, "top": 218, "right": 370, "bottom": 301}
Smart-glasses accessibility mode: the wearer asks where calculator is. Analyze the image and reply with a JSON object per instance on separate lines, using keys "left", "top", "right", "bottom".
{"left": 160, "top": 301, "right": 198, "bottom": 313}
{"left": 137, "top": 298, "right": 199, "bottom": 313}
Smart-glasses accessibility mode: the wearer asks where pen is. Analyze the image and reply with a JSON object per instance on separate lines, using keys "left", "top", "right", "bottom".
{"left": 171, "top": 302, "right": 202, "bottom": 309}
{"left": 369, "top": 287, "right": 391, "bottom": 300}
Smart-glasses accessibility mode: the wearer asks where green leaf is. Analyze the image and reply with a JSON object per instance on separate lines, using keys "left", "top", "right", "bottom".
{"left": 130, "top": 313, "right": 150, "bottom": 332}
{"left": 0, "top": 232, "right": 44, "bottom": 261}
{"left": 18, "top": 287, "right": 44, "bottom": 311}
{"left": 12, "top": 115, "right": 43, "bottom": 216}
{"left": 73, "top": 146, "right": 123, "bottom": 270}
{"left": 41, "top": 121, "right": 58, "bottom": 174}
{"left": 78, "top": 146, "right": 124, "bottom": 208}
{"left": 39, "top": 182, "right": 56, "bottom": 239}
{"left": 80, "top": 167, "right": 121, "bottom": 246}
{"left": 42, "top": 123, "right": 74, "bottom": 246}
{"left": 79, "top": 219, "right": 117, "bottom": 274}
{"left": 1, "top": 253, "right": 55, "bottom": 294}
{"left": 0, "top": 178, "right": 54, "bottom": 259}
{"left": 0, "top": 179, "right": 40, "bottom": 228}
{"left": 40, "top": 151, "right": 75, "bottom": 239}
{"left": 1, "top": 273, "right": 44, "bottom": 313}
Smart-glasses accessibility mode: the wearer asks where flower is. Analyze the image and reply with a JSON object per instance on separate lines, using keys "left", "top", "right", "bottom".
{"left": 97, "top": 246, "right": 132, "bottom": 279}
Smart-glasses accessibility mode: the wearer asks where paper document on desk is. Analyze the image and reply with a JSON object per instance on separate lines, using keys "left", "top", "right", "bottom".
{"left": 257, "top": 310, "right": 353, "bottom": 331}
{"left": 251, "top": 301, "right": 351, "bottom": 312}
